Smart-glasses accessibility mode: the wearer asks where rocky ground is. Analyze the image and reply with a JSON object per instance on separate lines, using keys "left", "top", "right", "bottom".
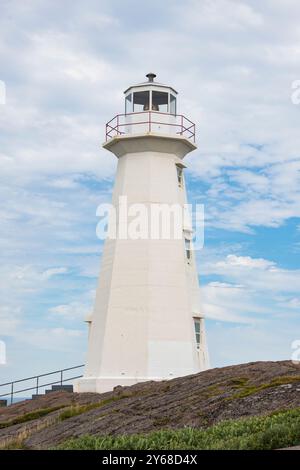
{"left": 0, "top": 360, "right": 300, "bottom": 450}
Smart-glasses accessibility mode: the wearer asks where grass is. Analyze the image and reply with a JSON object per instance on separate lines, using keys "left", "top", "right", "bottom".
{"left": 60, "top": 403, "right": 105, "bottom": 421}
{"left": 0, "top": 392, "right": 141, "bottom": 449}
{"left": 229, "top": 377, "right": 249, "bottom": 388}
{"left": 230, "top": 375, "right": 300, "bottom": 399}
{"left": 57, "top": 407, "right": 300, "bottom": 450}
{"left": 59, "top": 396, "right": 128, "bottom": 421}
{"left": 0, "top": 406, "right": 65, "bottom": 429}
{"left": 206, "top": 375, "right": 300, "bottom": 401}
{"left": 1, "top": 431, "right": 32, "bottom": 450}
{"left": 203, "top": 384, "right": 223, "bottom": 397}
{"left": 0, "top": 406, "right": 67, "bottom": 450}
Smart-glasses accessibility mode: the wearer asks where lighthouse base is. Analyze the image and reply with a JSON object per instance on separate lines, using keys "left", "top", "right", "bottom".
{"left": 75, "top": 374, "right": 184, "bottom": 394}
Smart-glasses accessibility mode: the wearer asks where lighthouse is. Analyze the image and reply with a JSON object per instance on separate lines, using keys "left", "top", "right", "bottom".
{"left": 76, "top": 74, "right": 209, "bottom": 394}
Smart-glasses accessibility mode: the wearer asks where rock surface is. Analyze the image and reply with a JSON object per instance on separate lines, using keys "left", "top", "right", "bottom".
{"left": 0, "top": 360, "right": 300, "bottom": 449}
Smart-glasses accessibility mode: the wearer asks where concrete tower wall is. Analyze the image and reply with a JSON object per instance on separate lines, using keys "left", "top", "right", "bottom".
{"left": 76, "top": 134, "right": 209, "bottom": 394}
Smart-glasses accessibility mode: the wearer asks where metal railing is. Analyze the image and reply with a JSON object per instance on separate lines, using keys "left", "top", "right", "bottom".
{"left": 0, "top": 364, "right": 85, "bottom": 405}
{"left": 105, "top": 111, "right": 196, "bottom": 142}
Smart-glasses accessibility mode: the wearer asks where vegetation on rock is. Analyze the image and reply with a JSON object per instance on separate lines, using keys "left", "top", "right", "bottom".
{"left": 0, "top": 360, "right": 299, "bottom": 450}
{"left": 57, "top": 407, "right": 300, "bottom": 450}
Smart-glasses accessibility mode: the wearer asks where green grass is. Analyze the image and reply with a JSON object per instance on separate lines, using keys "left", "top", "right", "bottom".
{"left": 229, "top": 377, "right": 249, "bottom": 388}
{"left": 230, "top": 375, "right": 300, "bottom": 399}
{"left": 59, "top": 402, "right": 105, "bottom": 421}
{"left": 0, "top": 406, "right": 65, "bottom": 429}
{"left": 59, "top": 395, "right": 130, "bottom": 421}
{"left": 203, "top": 384, "right": 223, "bottom": 397}
{"left": 57, "top": 407, "right": 300, "bottom": 450}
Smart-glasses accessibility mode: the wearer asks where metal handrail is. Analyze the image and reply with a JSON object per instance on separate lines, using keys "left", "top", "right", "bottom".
{"left": 105, "top": 111, "right": 196, "bottom": 142}
{"left": 0, "top": 364, "right": 85, "bottom": 404}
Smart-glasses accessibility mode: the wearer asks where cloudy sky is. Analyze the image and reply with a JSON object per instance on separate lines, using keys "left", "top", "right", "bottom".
{"left": 1, "top": 0, "right": 300, "bottom": 385}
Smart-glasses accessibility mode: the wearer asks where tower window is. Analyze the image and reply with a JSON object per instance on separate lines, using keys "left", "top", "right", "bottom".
{"left": 133, "top": 91, "right": 150, "bottom": 112}
{"left": 152, "top": 91, "right": 168, "bottom": 112}
{"left": 185, "top": 237, "right": 192, "bottom": 261}
{"left": 193, "top": 318, "right": 201, "bottom": 350}
{"left": 176, "top": 165, "right": 183, "bottom": 186}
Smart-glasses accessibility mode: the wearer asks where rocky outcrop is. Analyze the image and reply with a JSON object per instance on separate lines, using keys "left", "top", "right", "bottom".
{"left": 0, "top": 360, "right": 300, "bottom": 449}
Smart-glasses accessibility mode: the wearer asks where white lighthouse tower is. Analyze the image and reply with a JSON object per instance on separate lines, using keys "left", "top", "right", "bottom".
{"left": 76, "top": 74, "right": 209, "bottom": 394}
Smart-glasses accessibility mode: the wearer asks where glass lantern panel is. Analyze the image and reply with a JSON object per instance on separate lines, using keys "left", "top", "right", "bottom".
{"left": 170, "top": 94, "right": 176, "bottom": 115}
{"left": 152, "top": 91, "right": 168, "bottom": 112}
{"left": 125, "top": 93, "right": 132, "bottom": 114}
{"left": 133, "top": 91, "right": 150, "bottom": 112}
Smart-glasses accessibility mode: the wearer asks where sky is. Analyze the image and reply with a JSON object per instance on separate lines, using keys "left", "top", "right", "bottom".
{"left": 0, "top": 0, "right": 300, "bottom": 386}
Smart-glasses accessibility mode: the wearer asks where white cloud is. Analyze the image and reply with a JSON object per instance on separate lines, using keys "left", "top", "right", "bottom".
{"left": 49, "top": 301, "right": 90, "bottom": 320}
{"left": 0, "top": 306, "right": 22, "bottom": 336}
{"left": 228, "top": 170, "right": 270, "bottom": 193}
{"left": 0, "top": 0, "right": 299, "bottom": 237}
{"left": 2, "top": 265, "right": 68, "bottom": 289}
{"left": 199, "top": 250, "right": 300, "bottom": 329}
{"left": 19, "top": 327, "right": 84, "bottom": 352}
{"left": 202, "top": 282, "right": 262, "bottom": 324}
{"left": 203, "top": 253, "right": 300, "bottom": 293}
{"left": 41, "top": 267, "right": 68, "bottom": 280}
{"left": 217, "top": 254, "right": 275, "bottom": 270}
{"left": 208, "top": 322, "right": 297, "bottom": 367}
{"left": 287, "top": 298, "right": 300, "bottom": 309}
{"left": 0, "top": 0, "right": 300, "bottom": 375}
{"left": 48, "top": 177, "right": 80, "bottom": 189}
{"left": 179, "top": 0, "right": 264, "bottom": 30}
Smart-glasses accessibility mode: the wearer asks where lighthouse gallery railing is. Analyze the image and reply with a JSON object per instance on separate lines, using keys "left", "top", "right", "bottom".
{"left": 105, "top": 111, "right": 196, "bottom": 142}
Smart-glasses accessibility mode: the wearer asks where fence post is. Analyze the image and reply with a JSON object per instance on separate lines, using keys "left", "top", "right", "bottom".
{"left": 11, "top": 382, "right": 14, "bottom": 405}
{"left": 60, "top": 370, "right": 63, "bottom": 386}
{"left": 36, "top": 376, "right": 39, "bottom": 395}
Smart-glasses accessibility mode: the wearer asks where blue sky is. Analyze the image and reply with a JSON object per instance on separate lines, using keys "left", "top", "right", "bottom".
{"left": 0, "top": 0, "right": 300, "bottom": 383}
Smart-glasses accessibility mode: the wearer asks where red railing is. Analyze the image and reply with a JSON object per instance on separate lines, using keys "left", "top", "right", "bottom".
{"left": 105, "top": 111, "right": 196, "bottom": 142}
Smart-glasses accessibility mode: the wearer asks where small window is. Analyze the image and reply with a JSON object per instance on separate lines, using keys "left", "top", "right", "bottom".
{"left": 133, "top": 91, "right": 150, "bottom": 112}
{"left": 152, "top": 91, "right": 168, "bottom": 112}
{"left": 185, "top": 237, "right": 192, "bottom": 261}
{"left": 176, "top": 165, "right": 183, "bottom": 186}
{"left": 170, "top": 94, "right": 176, "bottom": 115}
{"left": 125, "top": 93, "right": 132, "bottom": 114}
{"left": 193, "top": 318, "right": 201, "bottom": 350}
